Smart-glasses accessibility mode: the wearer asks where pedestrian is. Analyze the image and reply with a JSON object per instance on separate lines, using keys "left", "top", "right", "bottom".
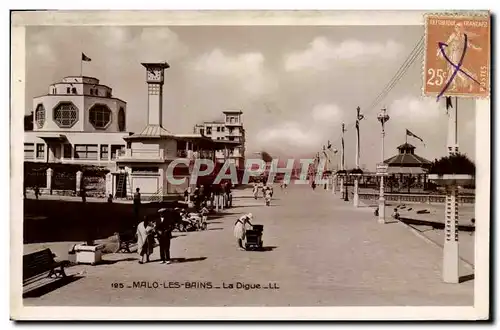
{"left": 234, "top": 213, "right": 253, "bottom": 251}
{"left": 264, "top": 187, "right": 272, "bottom": 206}
{"left": 156, "top": 208, "right": 176, "bottom": 264}
{"left": 133, "top": 188, "right": 141, "bottom": 221}
{"left": 107, "top": 194, "right": 113, "bottom": 203}
{"left": 392, "top": 208, "right": 400, "bottom": 220}
{"left": 311, "top": 181, "right": 316, "bottom": 190}
{"left": 252, "top": 182, "right": 258, "bottom": 200}
{"left": 34, "top": 185, "right": 40, "bottom": 200}
{"left": 136, "top": 216, "right": 155, "bottom": 264}
{"left": 81, "top": 186, "right": 87, "bottom": 203}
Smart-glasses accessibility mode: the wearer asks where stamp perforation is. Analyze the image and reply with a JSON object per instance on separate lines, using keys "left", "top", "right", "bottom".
{"left": 422, "top": 12, "right": 490, "bottom": 99}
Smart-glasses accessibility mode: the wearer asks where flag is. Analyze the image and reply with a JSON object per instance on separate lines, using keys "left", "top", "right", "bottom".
{"left": 445, "top": 96, "right": 453, "bottom": 115}
{"left": 406, "top": 129, "right": 425, "bottom": 145}
{"left": 81, "top": 53, "right": 92, "bottom": 62}
{"left": 327, "top": 140, "right": 332, "bottom": 149}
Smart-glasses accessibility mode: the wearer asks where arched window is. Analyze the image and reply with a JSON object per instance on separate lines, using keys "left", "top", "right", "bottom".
{"left": 89, "top": 104, "right": 112, "bottom": 129}
{"left": 53, "top": 102, "right": 79, "bottom": 128}
{"left": 118, "top": 107, "right": 126, "bottom": 131}
{"left": 35, "top": 104, "right": 45, "bottom": 128}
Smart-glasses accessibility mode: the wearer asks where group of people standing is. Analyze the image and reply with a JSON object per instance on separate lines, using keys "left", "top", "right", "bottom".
{"left": 252, "top": 181, "right": 273, "bottom": 206}
{"left": 136, "top": 208, "right": 181, "bottom": 264}
{"left": 185, "top": 182, "right": 233, "bottom": 210}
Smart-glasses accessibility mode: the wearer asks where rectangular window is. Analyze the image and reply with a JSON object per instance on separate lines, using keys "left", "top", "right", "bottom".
{"left": 63, "top": 144, "right": 72, "bottom": 159}
{"left": 66, "top": 87, "right": 70, "bottom": 94}
{"left": 100, "top": 145, "right": 109, "bottom": 160}
{"left": 206, "top": 126, "right": 212, "bottom": 135}
{"left": 221, "top": 127, "right": 225, "bottom": 132}
{"left": 36, "top": 144, "right": 45, "bottom": 159}
{"left": 216, "top": 127, "right": 220, "bottom": 132}
{"left": 72, "top": 87, "right": 77, "bottom": 94}
{"left": 24, "top": 143, "right": 34, "bottom": 160}
{"left": 131, "top": 167, "right": 159, "bottom": 173}
{"left": 74, "top": 144, "right": 98, "bottom": 160}
{"left": 200, "top": 128, "right": 205, "bottom": 135}
{"left": 111, "top": 144, "right": 125, "bottom": 160}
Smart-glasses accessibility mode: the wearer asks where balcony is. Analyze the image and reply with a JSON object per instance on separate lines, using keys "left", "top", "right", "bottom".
{"left": 227, "top": 130, "right": 242, "bottom": 136}
{"left": 225, "top": 121, "right": 243, "bottom": 127}
{"left": 176, "top": 149, "right": 214, "bottom": 160}
{"left": 116, "top": 148, "right": 164, "bottom": 162}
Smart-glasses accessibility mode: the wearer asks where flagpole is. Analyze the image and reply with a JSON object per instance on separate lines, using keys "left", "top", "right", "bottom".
{"left": 455, "top": 97, "right": 458, "bottom": 145}
{"left": 80, "top": 58, "right": 83, "bottom": 77}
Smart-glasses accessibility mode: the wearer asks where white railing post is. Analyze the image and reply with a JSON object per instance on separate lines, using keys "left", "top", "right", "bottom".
{"left": 76, "top": 170, "right": 83, "bottom": 194}
{"left": 105, "top": 173, "right": 113, "bottom": 198}
{"left": 46, "top": 168, "right": 53, "bottom": 194}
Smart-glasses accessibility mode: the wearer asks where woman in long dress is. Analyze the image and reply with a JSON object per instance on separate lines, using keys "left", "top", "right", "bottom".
{"left": 234, "top": 213, "right": 253, "bottom": 250}
{"left": 136, "top": 216, "right": 155, "bottom": 264}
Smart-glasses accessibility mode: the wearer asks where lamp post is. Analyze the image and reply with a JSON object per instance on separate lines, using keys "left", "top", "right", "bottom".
{"left": 377, "top": 108, "right": 390, "bottom": 224}
{"left": 331, "top": 148, "right": 338, "bottom": 194}
{"left": 340, "top": 123, "right": 346, "bottom": 199}
{"left": 353, "top": 107, "right": 363, "bottom": 208}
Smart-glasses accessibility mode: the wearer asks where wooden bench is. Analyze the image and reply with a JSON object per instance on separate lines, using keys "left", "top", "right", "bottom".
{"left": 23, "top": 248, "right": 69, "bottom": 288}
{"left": 115, "top": 230, "right": 136, "bottom": 253}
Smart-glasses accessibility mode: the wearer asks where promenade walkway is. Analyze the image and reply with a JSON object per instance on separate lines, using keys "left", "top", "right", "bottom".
{"left": 23, "top": 184, "right": 473, "bottom": 306}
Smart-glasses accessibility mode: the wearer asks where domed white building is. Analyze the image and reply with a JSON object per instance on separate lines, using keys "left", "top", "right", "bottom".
{"left": 24, "top": 75, "right": 129, "bottom": 168}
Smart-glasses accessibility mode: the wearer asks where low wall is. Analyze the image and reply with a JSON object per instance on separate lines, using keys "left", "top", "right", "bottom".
{"left": 358, "top": 193, "right": 474, "bottom": 205}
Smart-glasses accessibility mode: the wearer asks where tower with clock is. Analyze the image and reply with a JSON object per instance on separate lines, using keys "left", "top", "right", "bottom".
{"left": 141, "top": 62, "right": 170, "bottom": 127}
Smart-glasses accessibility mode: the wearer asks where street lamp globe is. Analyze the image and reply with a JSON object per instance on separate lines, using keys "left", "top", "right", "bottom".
{"left": 377, "top": 108, "right": 390, "bottom": 125}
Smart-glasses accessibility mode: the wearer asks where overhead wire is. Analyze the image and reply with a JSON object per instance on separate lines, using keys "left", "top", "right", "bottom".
{"left": 323, "top": 35, "right": 426, "bottom": 156}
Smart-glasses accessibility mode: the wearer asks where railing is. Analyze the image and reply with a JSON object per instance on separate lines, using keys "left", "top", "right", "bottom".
{"left": 117, "top": 149, "right": 164, "bottom": 160}
{"left": 116, "top": 149, "right": 126, "bottom": 157}
{"left": 358, "top": 193, "right": 474, "bottom": 204}
{"left": 176, "top": 150, "right": 213, "bottom": 160}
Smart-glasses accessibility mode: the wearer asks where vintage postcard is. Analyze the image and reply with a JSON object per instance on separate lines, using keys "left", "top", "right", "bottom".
{"left": 10, "top": 10, "right": 490, "bottom": 320}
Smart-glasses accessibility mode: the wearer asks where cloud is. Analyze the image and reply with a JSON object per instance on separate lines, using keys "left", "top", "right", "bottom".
{"left": 284, "top": 37, "right": 404, "bottom": 72}
{"left": 312, "top": 104, "right": 343, "bottom": 124}
{"left": 389, "top": 96, "right": 444, "bottom": 122}
{"left": 190, "top": 49, "right": 277, "bottom": 97}
{"left": 250, "top": 103, "right": 344, "bottom": 156}
{"left": 255, "top": 122, "right": 322, "bottom": 151}
{"left": 27, "top": 26, "right": 188, "bottom": 66}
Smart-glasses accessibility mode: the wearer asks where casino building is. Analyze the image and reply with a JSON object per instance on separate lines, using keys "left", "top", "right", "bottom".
{"left": 24, "top": 75, "right": 129, "bottom": 168}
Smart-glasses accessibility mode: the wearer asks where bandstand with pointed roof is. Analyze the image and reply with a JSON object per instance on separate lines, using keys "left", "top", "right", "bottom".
{"left": 383, "top": 142, "right": 432, "bottom": 192}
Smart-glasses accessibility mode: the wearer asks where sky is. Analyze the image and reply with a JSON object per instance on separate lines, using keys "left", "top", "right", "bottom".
{"left": 25, "top": 25, "right": 476, "bottom": 170}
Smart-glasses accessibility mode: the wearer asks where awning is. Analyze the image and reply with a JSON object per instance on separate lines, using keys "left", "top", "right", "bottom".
{"left": 387, "top": 166, "right": 428, "bottom": 174}
{"left": 37, "top": 134, "right": 67, "bottom": 142}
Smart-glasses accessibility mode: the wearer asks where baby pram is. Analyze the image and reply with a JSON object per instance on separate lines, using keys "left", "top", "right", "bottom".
{"left": 245, "top": 225, "right": 264, "bottom": 250}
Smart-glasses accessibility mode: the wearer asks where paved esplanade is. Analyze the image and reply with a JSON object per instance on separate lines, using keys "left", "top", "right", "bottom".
{"left": 25, "top": 184, "right": 473, "bottom": 306}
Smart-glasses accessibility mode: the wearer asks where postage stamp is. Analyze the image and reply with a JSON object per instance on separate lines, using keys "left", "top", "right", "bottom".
{"left": 423, "top": 14, "right": 491, "bottom": 98}
{"left": 10, "top": 10, "right": 491, "bottom": 321}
